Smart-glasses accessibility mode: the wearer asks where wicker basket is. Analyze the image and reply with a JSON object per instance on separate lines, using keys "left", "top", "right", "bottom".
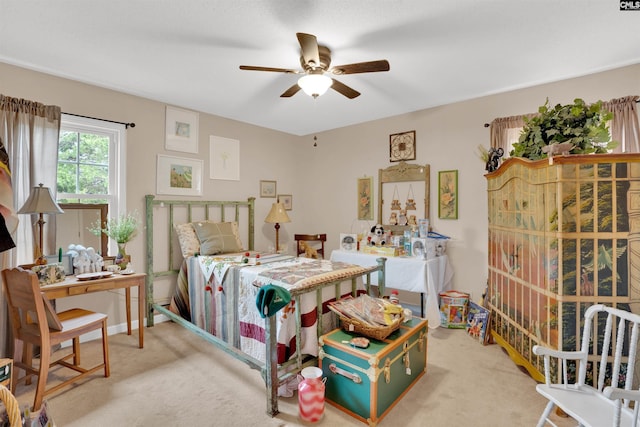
{"left": 0, "top": 385, "right": 21, "bottom": 427}
{"left": 339, "top": 312, "right": 404, "bottom": 341}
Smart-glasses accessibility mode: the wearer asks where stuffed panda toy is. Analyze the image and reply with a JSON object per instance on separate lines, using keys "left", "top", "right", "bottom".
{"left": 368, "top": 224, "right": 386, "bottom": 246}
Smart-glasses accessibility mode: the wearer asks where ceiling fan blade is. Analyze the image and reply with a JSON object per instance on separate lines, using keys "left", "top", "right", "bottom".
{"left": 296, "top": 33, "right": 321, "bottom": 69}
{"left": 280, "top": 84, "right": 302, "bottom": 98}
{"left": 331, "top": 78, "right": 360, "bottom": 99}
{"left": 239, "top": 65, "right": 300, "bottom": 74}
{"left": 329, "top": 60, "right": 390, "bottom": 75}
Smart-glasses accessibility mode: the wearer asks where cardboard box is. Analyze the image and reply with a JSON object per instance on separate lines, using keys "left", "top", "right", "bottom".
{"left": 359, "top": 245, "right": 402, "bottom": 257}
{"left": 439, "top": 290, "right": 469, "bottom": 328}
{"left": 319, "top": 317, "right": 428, "bottom": 425}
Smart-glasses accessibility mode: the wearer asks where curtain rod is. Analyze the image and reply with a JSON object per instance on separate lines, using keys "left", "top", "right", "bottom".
{"left": 483, "top": 98, "right": 640, "bottom": 128}
{"left": 62, "top": 112, "right": 135, "bottom": 129}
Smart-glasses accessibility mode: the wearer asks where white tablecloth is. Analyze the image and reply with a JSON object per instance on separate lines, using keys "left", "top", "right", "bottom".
{"left": 330, "top": 250, "right": 454, "bottom": 328}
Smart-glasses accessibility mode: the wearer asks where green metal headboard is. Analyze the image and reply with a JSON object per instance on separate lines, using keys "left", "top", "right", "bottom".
{"left": 144, "top": 194, "right": 255, "bottom": 325}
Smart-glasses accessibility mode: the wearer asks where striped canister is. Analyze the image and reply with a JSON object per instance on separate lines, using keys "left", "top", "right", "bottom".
{"left": 298, "top": 366, "right": 326, "bottom": 422}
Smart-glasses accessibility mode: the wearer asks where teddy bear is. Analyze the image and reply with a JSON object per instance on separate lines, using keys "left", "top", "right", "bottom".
{"left": 299, "top": 241, "right": 319, "bottom": 259}
{"left": 369, "top": 224, "right": 386, "bottom": 246}
{"left": 388, "top": 212, "right": 398, "bottom": 225}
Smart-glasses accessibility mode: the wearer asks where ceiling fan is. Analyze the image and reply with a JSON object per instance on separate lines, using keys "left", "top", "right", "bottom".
{"left": 239, "top": 32, "right": 390, "bottom": 99}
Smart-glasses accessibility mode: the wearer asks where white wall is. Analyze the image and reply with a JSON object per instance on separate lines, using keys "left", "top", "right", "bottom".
{"left": 1, "top": 61, "right": 639, "bottom": 322}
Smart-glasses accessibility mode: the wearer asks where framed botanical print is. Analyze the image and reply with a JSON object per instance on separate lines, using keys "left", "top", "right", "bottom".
{"left": 438, "top": 170, "right": 458, "bottom": 219}
{"left": 357, "top": 177, "right": 374, "bottom": 220}
{"left": 389, "top": 130, "right": 416, "bottom": 162}
{"left": 210, "top": 135, "right": 240, "bottom": 180}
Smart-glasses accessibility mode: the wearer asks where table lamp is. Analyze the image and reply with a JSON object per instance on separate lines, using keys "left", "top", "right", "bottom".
{"left": 264, "top": 202, "right": 290, "bottom": 253}
{"left": 17, "top": 183, "right": 64, "bottom": 264}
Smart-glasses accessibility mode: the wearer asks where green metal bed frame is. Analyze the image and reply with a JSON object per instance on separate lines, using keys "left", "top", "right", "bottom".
{"left": 144, "top": 194, "right": 386, "bottom": 417}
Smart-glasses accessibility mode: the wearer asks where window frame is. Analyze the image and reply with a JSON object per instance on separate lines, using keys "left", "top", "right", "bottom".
{"left": 57, "top": 114, "right": 127, "bottom": 254}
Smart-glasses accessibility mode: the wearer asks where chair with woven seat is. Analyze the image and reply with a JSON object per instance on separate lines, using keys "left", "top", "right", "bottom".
{"left": 1, "top": 267, "right": 110, "bottom": 411}
{"left": 295, "top": 234, "right": 326, "bottom": 259}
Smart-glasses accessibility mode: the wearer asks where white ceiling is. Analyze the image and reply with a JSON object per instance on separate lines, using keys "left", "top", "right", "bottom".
{"left": 1, "top": 1, "right": 639, "bottom": 136}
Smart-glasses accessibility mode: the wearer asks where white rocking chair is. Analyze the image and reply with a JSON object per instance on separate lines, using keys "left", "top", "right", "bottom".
{"left": 533, "top": 304, "right": 640, "bottom": 427}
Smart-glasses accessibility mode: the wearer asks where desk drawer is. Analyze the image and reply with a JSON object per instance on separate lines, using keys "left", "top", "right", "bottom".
{"left": 68, "top": 280, "right": 118, "bottom": 295}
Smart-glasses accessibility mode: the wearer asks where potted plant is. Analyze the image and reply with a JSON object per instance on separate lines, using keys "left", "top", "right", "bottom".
{"left": 89, "top": 211, "right": 140, "bottom": 267}
{"left": 510, "top": 98, "right": 617, "bottom": 160}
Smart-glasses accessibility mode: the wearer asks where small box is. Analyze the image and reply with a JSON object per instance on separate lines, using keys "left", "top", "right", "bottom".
{"left": 32, "top": 263, "right": 66, "bottom": 285}
{"left": 360, "top": 245, "right": 401, "bottom": 257}
{"left": 439, "top": 290, "right": 469, "bottom": 328}
{"left": 320, "top": 317, "right": 428, "bottom": 425}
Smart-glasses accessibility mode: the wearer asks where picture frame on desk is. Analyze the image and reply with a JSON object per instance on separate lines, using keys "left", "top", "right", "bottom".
{"left": 44, "top": 254, "right": 74, "bottom": 275}
{"left": 339, "top": 233, "right": 358, "bottom": 252}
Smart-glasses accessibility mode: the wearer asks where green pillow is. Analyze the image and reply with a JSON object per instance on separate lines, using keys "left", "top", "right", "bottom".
{"left": 192, "top": 221, "right": 244, "bottom": 255}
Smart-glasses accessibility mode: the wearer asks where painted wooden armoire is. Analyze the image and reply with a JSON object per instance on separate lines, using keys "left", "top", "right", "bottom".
{"left": 486, "top": 153, "right": 640, "bottom": 382}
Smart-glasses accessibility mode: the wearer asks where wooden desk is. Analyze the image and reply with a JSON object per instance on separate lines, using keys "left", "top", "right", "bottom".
{"left": 41, "top": 273, "right": 145, "bottom": 348}
{"left": 330, "top": 250, "right": 453, "bottom": 328}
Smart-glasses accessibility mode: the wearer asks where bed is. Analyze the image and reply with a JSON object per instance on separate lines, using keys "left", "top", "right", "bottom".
{"left": 144, "top": 195, "right": 385, "bottom": 416}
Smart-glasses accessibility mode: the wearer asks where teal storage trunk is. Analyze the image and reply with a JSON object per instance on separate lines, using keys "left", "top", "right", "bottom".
{"left": 318, "top": 317, "right": 428, "bottom": 426}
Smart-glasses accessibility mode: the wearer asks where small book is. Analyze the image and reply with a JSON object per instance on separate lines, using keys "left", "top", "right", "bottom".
{"left": 466, "top": 301, "right": 491, "bottom": 345}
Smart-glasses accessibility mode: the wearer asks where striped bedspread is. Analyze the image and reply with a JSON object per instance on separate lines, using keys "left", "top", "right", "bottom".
{"left": 169, "top": 256, "right": 367, "bottom": 363}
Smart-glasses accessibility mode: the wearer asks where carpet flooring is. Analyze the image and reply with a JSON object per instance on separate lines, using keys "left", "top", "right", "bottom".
{"left": 10, "top": 321, "right": 575, "bottom": 426}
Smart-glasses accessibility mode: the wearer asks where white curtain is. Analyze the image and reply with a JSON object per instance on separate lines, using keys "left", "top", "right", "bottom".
{"left": 0, "top": 94, "right": 61, "bottom": 357}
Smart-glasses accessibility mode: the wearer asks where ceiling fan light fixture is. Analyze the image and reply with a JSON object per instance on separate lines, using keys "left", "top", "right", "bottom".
{"left": 297, "top": 74, "right": 332, "bottom": 98}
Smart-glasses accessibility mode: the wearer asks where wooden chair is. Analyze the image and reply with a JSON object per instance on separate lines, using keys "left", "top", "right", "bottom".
{"left": 295, "top": 234, "right": 327, "bottom": 259}
{"left": 533, "top": 304, "right": 640, "bottom": 427}
{"left": 1, "top": 267, "right": 110, "bottom": 411}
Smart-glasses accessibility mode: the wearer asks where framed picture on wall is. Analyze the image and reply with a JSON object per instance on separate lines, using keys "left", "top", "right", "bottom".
{"left": 438, "top": 169, "right": 458, "bottom": 219}
{"left": 357, "top": 177, "right": 374, "bottom": 220}
{"left": 157, "top": 155, "right": 203, "bottom": 196}
{"left": 210, "top": 135, "right": 240, "bottom": 180}
{"left": 260, "top": 180, "right": 277, "bottom": 198}
{"left": 389, "top": 130, "right": 416, "bottom": 162}
{"left": 278, "top": 194, "right": 292, "bottom": 210}
{"left": 165, "top": 106, "right": 199, "bottom": 154}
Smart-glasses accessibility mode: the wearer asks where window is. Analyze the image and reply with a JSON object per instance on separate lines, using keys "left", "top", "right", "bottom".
{"left": 57, "top": 114, "right": 127, "bottom": 251}
{"left": 504, "top": 127, "right": 523, "bottom": 158}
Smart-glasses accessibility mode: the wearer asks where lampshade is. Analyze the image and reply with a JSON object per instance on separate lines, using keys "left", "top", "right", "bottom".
{"left": 17, "top": 183, "right": 64, "bottom": 215}
{"left": 297, "top": 74, "right": 333, "bottom": 98}
{"left": 264, "top": 202, "right": 291, "bottom": 224}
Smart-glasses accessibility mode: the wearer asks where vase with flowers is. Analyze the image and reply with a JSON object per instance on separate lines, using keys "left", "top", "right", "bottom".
{"left": 89, "top": 211, "right": 140, "bottom": 269}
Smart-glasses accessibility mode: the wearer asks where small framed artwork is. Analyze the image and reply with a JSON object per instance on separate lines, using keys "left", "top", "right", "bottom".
{"left": 357, "top": 177, "right": 373, "bottom": 220}
{"left": 210, "top": 135, "right": 240, "bottom": 181}
{"left": 165, "top": 106, "right": 199, "bottom": 154}
{"left": 260, "top": 180, "right": 277, "bottom": 198}
{"left": 438, "top": 169, "right": 458, "bottom": 220}
{"left": 278, "top": 194, "right": 292, "bottom": 210}
{"left": 157, "top": 154, "right": 203, "bottom": 196}
{"left": 389, "top": 130, "right": 416, "bottom": 162}
{"left": 340, "top": 233, "right": 358, "bottom": 252}
{"left": 44, "top": 254, "right": 74, "bottom": 275}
